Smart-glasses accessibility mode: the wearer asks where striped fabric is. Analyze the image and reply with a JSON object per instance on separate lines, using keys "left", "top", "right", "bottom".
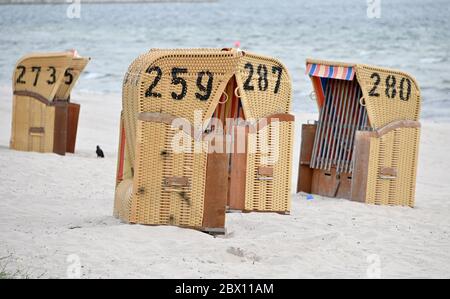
{"left": 310, "top": 79, "right": 368, "bottom": 174}
{"left": 306, "top": 63, "right": 355, "bottom": 81}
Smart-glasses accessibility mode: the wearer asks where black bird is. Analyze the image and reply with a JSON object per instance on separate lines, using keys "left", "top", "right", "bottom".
{"left": 96, "top": 145, "right": 104, "bottom": 158}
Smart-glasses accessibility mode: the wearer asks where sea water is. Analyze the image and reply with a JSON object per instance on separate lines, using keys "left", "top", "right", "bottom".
{"left": 0, "top": 0, "right": 448, "bottom": 120}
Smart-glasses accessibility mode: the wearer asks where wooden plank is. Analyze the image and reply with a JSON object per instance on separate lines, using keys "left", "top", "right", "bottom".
{"left": 164, "top": 176, "right": 190, "bottom": 187}
{"left": 228, "top": 125, "right": 248, "bottom": 210}
{"left": 12, "top": 96, "right": 32, "bottom": 151}
{"left": 350, "top": 131, "right": 372, "bottom": 202}
{"left": 201, "top": 227, "right": 226, "bottom": 235}
{"left": 13, "top": 90, "right": 51, "bottom": 106}
{"left": 337, "top": 173, "right": 352, "bottom": 199}
{"left": 203, "top": 138, "right": 228, "bottom": 229}
{"left": 11, "top": 96, "right": 55, "bottom": 153}
{"left": 242, "top": 113, "right": 295, "bottom": 132}
{"left": 116, "top": 114, "right": 126, "bottom": 185}
{"left": 311, "top": 169, "right": 334, "bottom": 197}
{"left": 29, "top": 98, "right": 44, "bottom": 152}
{"left": 260, "top": 113, "right": 295, "bottom": 126}
{"left": 374, "top": 120, "right": 420, "bottom": 137}
{"left": 29, "top": 127, "right": 45, "bottom": 134}
{"left": 10, "top": 95, "right": 18, "bottom": 149}
{"left": 311, "top": 168, "right": 351, "bottom": 199}
{"left": 379, "top": 167, "right": 397, "bottom": 179}
{"left": 138, "top": 112, "right": 197, "bottom": 138}
{"left": 363, "top": 120, "right": 421, "bottom": 138}
{"left": 297, "top": 124, "right": 316, "bottom": 193}
{"left": 43, "top": 106, "right": 55, "bottom": 152}
{"left": 66, "top": 103, "right": 80, "bottom": 153}
{"left": 53, "top": 103, "right": 68, "bottom": 155}
{"left": 258, "top": 166, "right": 273, "bottom": 177}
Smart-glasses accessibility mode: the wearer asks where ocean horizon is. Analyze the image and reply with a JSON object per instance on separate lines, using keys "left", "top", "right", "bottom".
{"left": 1, "top": 0, "right": 449, "bottom": 120}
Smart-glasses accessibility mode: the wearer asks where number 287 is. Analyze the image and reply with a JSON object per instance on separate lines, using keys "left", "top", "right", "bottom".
{"left": 144, "top": 63, "right": 284, "bottom": 101}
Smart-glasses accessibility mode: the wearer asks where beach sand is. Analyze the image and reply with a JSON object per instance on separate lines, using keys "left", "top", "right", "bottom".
{"left": 0, "top": 86, "right": 449, "bottom": 278}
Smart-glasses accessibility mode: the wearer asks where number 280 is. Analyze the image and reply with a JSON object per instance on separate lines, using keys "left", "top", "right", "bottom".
{"left": 368, "top": 72, "right": 412, "bottom": 101}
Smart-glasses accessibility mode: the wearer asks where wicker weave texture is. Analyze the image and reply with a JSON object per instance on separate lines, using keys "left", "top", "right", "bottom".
{"left": 236, "top": 53, "right": 293, "bottom": 212}
{"left": 122, "top": 49, "right": 241, "bottom": 168}
{"left": 130, "top": 121, "right": 208, "bottom": 226}
{"left": 122, "top": 50, "right": 161, "bottom": 165}
{"left": 365, "top": 127, "right": 420, "bottom": 207}
{"left": 237, "top": 53, "right": 291, "bottom": 120}
{"left": 114, "top": 178, "right": 134, "bottom": 222}
{"left": 356, "top": 64, "right": 420, "bottom": 207}
{"left": 355, "top": 64, "right": 421, "bottom": 128}
{"left": 245, "top": 120, "right": 294, "bottom": 212}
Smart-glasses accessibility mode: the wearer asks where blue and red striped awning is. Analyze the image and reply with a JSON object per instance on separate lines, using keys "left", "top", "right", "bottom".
{"left": 306, "top": 63, "right": 355, "bottom": 81}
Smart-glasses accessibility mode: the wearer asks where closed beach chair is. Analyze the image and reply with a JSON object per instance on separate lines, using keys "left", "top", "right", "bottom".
{"left": 114, "top": 48, "right": 294, "bottom": 233}
{"left": 10, "top": 51, "right": 90, "bottom": 155}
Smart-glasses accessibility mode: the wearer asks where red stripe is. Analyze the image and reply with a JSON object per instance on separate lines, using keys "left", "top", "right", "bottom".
{"left": 116, "top": 122, "right": 126, "bottom": 182}
{"left": 313, "top": 64, "right": 321, "bottom": 76}
{"left": 217, "top": 95, "right": 223, "bottom": 121}
{"left": 230, "top": 83, "right": 239, "bottom": 119}
{"left": 306, "top": 63, "right": 312, "bottom": 75}
{"left": 312, "top": 76, "right": 325, "bottom": 108}
{"left": 349, "top": 69, "right": 355, "bottom": 80}
{"left": 324, "top": 66, "right": 330, "bottom": 77}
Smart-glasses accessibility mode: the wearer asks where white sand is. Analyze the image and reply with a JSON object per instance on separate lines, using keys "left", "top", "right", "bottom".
{"left": 0, "top": 85, "right": 449, "bottom": 278}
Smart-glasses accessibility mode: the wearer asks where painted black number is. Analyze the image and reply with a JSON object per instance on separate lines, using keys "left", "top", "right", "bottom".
{"left": 399, "top": 77, "right": 411, "bottom": 101}
{"left": 385, "top": 75, "right": 397, "bottom": 99}
{"left": 16, "top": 66, "right": 26, "bottom": 84}
{"left": 195, "top": 71, "right": 214, "bottom": 101}
{"left": 47, "top": 66, "right": 56, "bottom": 85}
{"left": 257, "top": 64, "right": 268, "bottom": 91}
{"left": 369, "top": 72, "right": 380, "bottom": 97}
{"left": 64, "top": 68, "right": 74, "bottom": 85}
{"left": 243, "top": 63, "right": 255, "bottom": 91}
{"left": 31, "top": 66, "right": 41, "bottom": 86}
{"left": 171, "top": 67, "right": 188, "bottom": 100}
{"left": 272, "top": 66, "right": 282, "bottom": 94}
{"left": 145, "top": 66, "right": 162, "bottom": 98}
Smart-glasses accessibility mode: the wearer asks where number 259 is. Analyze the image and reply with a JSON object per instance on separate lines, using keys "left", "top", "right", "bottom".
{"left": 145, "top": 66, "right": 214, "bottom": 102}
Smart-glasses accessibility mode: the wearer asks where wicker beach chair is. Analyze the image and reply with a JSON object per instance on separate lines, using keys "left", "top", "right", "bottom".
{"left": 114, "top": 48, "right": 294, "bottom": 233}
{"left": 10, "top": 51, "right": 90, "bottom": 155}
{"left": 297, "top": 59, "right": 421, "bottom": 207}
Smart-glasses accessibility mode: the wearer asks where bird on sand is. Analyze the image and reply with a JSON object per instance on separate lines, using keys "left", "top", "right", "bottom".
{"left": 96, "top": 145, "right": 104, "bottom": 158}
